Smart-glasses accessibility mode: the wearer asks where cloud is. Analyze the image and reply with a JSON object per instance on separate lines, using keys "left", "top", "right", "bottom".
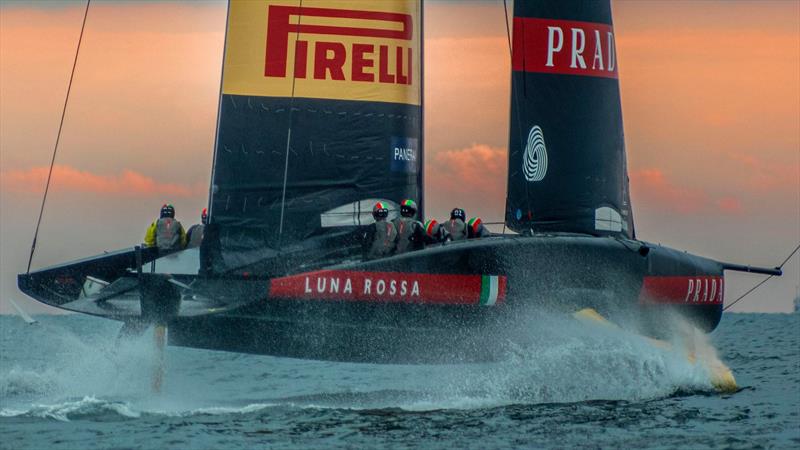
{"left": 431, "top": 143, "right": 507, "bottom": 177}
{"left": 727, "top": 152, "right": 799, "bottom": 193}
{"left": 425, "top": 144, "right": 507, "bottom": 220}
{"left": 716, "top": 197, "right": 744, "bottom": 214}
{"left": 630, "top": 168, "right": 708, "bottom": 214}
{"left": 1, "top": 164, "right": 203, "bottom": 198}
{"left": 630, "top": 168, "right": 744, "bottom": 215}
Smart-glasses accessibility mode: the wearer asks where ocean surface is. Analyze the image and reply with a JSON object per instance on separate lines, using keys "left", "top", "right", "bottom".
{"left": 1, "top": 312, "right": 798, "bottom": 449}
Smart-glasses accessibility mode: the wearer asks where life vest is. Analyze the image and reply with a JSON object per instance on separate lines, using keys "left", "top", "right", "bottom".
{"left": 186, "top": 224, "right": 205, "bottom": 248}
{"left": 443, "top": 218, "right": 468, "bottom": 241}
{"left": 156, "top": 217, "right": 182, "bottom": 251}
{"left": 367, "top": 220, "right": 397, "bottom": 259}
{"left": 393, "top": 217, "right": 422, "bottom": 254}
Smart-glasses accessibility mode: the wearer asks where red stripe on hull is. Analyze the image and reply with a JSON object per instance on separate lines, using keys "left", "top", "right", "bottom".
{"left": 639, "top": 276, "right": 724, "bottom": 305}
{"left": 269, "top": 270, "right": 507, "bottom": 305}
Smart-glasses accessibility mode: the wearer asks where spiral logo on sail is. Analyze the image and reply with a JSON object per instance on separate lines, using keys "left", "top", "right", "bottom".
{"left": 523, "top": 125, "right": 548, "bottom": 182}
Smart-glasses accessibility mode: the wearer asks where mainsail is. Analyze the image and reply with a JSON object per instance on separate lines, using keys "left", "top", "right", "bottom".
{"left": 505, "top": 0, "right": 635, "bottom": 238}
{"left": 206, "top": 0, "right": 423, "bottom": 273}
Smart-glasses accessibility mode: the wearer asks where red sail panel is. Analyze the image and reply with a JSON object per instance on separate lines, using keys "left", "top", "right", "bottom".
{"left": 512, "top": 18, "right": 618, "bottom": 79}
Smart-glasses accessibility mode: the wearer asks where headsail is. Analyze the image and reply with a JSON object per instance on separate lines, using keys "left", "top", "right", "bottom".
{"left": 206, "top": 0, "right": 423, "bottom": 274}
{"left": 505, "top": 0, "right": 635, "bottom": 238}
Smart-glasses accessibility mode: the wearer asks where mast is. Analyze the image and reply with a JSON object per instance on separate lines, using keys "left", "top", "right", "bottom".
{"left": 504, "top": 0, "right": 635, "bottom": 238}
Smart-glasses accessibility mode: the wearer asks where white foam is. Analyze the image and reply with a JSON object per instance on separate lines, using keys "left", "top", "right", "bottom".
{"left": 22, "top": 396, "right": 140, "bottom": 422}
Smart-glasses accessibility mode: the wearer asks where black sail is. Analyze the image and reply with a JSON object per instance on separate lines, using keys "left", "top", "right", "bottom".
{"left": 205, "top": 1, "right": 423, "bottom": 273}
{"left": 505, "top": 0, "right": 634, "bottom": 238}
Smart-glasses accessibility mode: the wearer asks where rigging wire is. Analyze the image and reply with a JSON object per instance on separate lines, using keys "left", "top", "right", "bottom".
{"left": 26, "top": 0, "right": 91, "bottom": 274}
{"left": 277, "top": 0, "right": 303, "bottom": 249}
{"left": 723, "top": 242, "right": 800, "bottom": 312}
{"left": 206, "top": 0, "right": 232, "bottom": 219}
{"left": 502, "top": 0, "right": 529, "bottom": 235}
{"left": 501, "top": 0, "right": 512, "bottom": 235}
{"left": 502, "top": 0, "right": 512, "bottom": 55}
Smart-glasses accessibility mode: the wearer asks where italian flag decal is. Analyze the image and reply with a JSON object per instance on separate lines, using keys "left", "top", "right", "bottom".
{"left": 479, "top": 275, "right": 500, "bottom": 306}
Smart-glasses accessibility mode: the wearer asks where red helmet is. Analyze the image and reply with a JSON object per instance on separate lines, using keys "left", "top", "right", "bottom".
{"left": 372, "top": 201, "right": 389, "bottom": 220}
{"left": 400, "top": 199, "right": 417, "bottom": 218}
{"left": 201, "top": 208, "right": 208, "bottom": 224}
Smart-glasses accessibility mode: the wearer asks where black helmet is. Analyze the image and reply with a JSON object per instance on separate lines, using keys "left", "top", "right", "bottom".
{"left": 160, "top": 203, "right": 175, "bottom": 219}
{"left": 372, "top": 201, "right": 389, "bottom": 220}
{"left": 450, "top": 207, "right": 466, "bottom": 221}
{"left": 201, "top": 208, "right": 208, "bottom": 225}
{"left": 400, "top": 199, "right": 417, "bottom": 218}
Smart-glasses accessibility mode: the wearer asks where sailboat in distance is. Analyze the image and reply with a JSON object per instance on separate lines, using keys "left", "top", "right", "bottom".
{"left": 19, "top": 0, "right": 781, "bottom": 363}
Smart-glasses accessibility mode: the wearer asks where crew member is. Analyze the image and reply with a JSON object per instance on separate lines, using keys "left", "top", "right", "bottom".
{"left": 392, "top": 199, "right": 424, "bottom": 254}
{"left": 362, "top": 201, "right": 397, "bottom": 260}
{"left": 423, "top": 219, "right": 450, "bottom": 245}
{"left": 442, "top": 207, "right": 468, "bottom": 241}
{"left": 467, "top": 217, "right": 491, "bottom": 239}
{"left": 144, "top": 203, "right": 187, "bottom": 253}
{"left": 186, "top": 208, "right": 208, "bottom": 248}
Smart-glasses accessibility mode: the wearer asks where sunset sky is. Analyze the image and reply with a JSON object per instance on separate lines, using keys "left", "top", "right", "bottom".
{"left": 1, "top": 0, "right": 798, "bottom": 313}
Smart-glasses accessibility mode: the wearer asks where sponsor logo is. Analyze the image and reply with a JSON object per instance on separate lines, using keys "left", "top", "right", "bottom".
{"left": 512, "top": 18, "right": 617, "bottom": 79}
{"left": 220, "top": 1, "right": 420, "bottom": 104}
{"left": 390, "top": 137, "right": 418, "bottom": 173}
{"left": 639, "top": 276, "right": 724, "bottom": 305}
{"left": 303, "top": 275, "right": 420, "bottom": 297}
{"left": 523, "top": 125, "right": 548, "bottom": 182}
{"left": 269, "top": 270, "right": 506, "bottom": 305}
{"left": 265, "top": 5, "right": 413, "bottom": 85}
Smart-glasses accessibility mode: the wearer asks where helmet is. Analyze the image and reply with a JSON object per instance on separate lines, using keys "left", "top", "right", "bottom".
{"left": 400, "top": 199, "right": 417, "bottom": 218}
{"left": 450, "top": 208, "right": 466, "bottom": 221}
{"left": 372, "top": 201, "right": 389, "bottom": 220}
{"left": 468, "top": 217, "right": 483, "bottom": 233}
{"left": 201, "top": 208, "right": 208, "bottom": 225}
{"left": 160, "top": 203, "right": 175, "bottom": 219}
{"left": 424, "top": 219, "right": 438, "bottom": 237}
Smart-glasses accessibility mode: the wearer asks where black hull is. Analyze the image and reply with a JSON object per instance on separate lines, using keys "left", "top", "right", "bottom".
{"left": 19, "top": 235, "right": 725, "bottom": 363}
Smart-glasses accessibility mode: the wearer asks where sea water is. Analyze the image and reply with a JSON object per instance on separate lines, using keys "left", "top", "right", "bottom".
{"left": 0, "top": 312, "right": 797, "bottom": 449}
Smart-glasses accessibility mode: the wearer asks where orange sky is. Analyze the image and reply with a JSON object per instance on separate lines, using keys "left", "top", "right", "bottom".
{"left": 1, "top": 1, "right": 798, "bottom": 312}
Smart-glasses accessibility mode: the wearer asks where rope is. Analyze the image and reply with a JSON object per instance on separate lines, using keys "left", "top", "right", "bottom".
{"left": 723, "top": 242, "right": 800, "bottom": 311}
{"left": 277, "top": 0, "right": 303, "bottom": 249}
{"left": 26, "top": 0, "right": 91, "bottom": 274}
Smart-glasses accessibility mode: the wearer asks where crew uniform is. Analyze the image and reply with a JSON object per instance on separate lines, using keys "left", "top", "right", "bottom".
{"left": 392, "top": 199, "right": 425, "bottom": 254}
{"left": 362, "top": 202, "right": 397, "bottom": 260}
{"left": 442, "top": 208, "right": 469, "bottom": 241}
{"left": 186, "top": 208, "right": 208, "bottom": 248}
{"left": 144, "top": 204, "right": 187, "bottom": 253}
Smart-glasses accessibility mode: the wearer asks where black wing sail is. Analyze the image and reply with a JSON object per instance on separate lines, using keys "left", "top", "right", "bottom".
{"left": 206, "top": 1, "right": 423, "bottom": 274}
{"left": 505, "top": 0, "right": 635, "bottom": 238}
